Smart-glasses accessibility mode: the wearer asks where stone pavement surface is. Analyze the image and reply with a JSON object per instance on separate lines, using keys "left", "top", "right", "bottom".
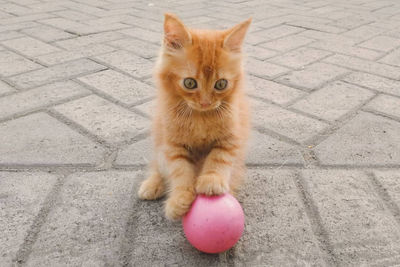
{"left": 1, "top": 0, "right": 400, "bottom": 266}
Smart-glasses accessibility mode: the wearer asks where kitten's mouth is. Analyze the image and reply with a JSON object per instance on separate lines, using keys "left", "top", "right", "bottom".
{"left": 187, "top": 102, "right": 220, "bottom": 112}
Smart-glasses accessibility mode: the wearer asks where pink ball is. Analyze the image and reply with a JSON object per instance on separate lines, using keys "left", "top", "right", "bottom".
{"left": 182, "top": 193, "right": 245, "bottom": 254}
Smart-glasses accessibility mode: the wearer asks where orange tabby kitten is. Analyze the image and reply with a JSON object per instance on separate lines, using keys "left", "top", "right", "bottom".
{"left": 138, "top": 13, "right": 251, "bottom": 220}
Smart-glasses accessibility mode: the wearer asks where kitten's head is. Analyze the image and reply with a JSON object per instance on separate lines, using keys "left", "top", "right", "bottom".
{"left": 157, "top": 13, "right": 251, "bottom": 112}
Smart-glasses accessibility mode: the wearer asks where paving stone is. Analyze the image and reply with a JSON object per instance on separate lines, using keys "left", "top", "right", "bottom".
{"left": 36, "top": 44, "right": 116, "bottom": 65}
{"left": 0, "top": 21, "right": 39, "bottom": 33}
{"left": 0, "top": 112, "right": 104, "bottom": 165}
{"left": 9, "top": 59, "right": 107, "bottom": 89}
{"left": 54, "top": 32, "right": 126, "bottom": 50}
{"left": 359, "top": 35, "right": 400, "bottom": 52}
{"left": 25, "top": 171, "right": 139, "bottom": 266}
{"left": 324, "top": 54, "right": 400, "bottom": 80}
{"left": 246, "top": 58, "right": 290, "bottom": 78}
{"left": 277, "top": 62, "right": 349, "bottom": 91}
{"left": 124, "top": 174, "right": 224, "bottom": 266}
{"left": 252, "top": 25, "right": 304, "bottom": 42}
{"left": 0, "top": 50, "right": 41, "bottom": 77}
{"left": 95, "top": 50, "right": 154, "bottom": 79}
{"left": 20, "top": 25, "right": 74, "bottom": 42}
{"left": 244, "top": 44, "right": 277, "bottom": 60}
{"left": 315, "top": 112, "right": 400, "bottom": 166}
{"left": 53, "top": 95, "right": 149, "bottom": 144}
{"left": 0, "top": 13, "right": 55, "bottom": 26}
{"left": 343, "top": 25, "right": 388, "bottom": 41}
{"left": 342, "top": 72, "right": 400, "bottom": 96}
{"left": 291, "top": 81, "right": 374, "bottom": 121}
{"left": 78, "top": 69, "right": 155, "bottom": 105}
{"left": 379, "top": 48, "right": 400, "bottom": 67}
{"left": 270, "top": 47, "right": 331, "bottom": 69}
{"left": 132, "top": 99, "right": 155, "bottom": 116}
{"left": 364, "top": 94, "right": 400, "bottom": 120}
{"left": 2, "top": 36, "right": 60, "bottom": 57}
{"left": 115, "top": 137, "right": 152, "bottom": 166}
{"left": 247, "top": 75, "right": 305, "bottom": 105}
{"left": 300, "top": 30, "right": 358, "bottom": 45}
{"left": 0, "top": 81, "right": 89, "bottom": 120}
{"left": 303, "top": 169, "right": 400, "bottom": 266}
{"left": 251, "top": 99, "right": 329, "bottom": 143}
{"left": 0, "top": 31, "right": 23, "bottom": 41}
{"left": 107, "top": 38, "right": 159, "bottom": 59}
{"left": 245, "top": 130, "right": 303, "bottom": 165}
{"left": 52, "top": 9, "right": 97, "bottom": 21}
{"left": 374, "top": 170, "right": 400, "bottom": 207}
{"left": 0, "top": 80, "right": 13, "bottom": 95}
{"left": 287, "top": 20, "right": 345, "bottom": 33}
{"left": 234, "top": 169, "right": 326, "bottom": 266}
{"left": 309, "top": 40, "right": 382, "bottom": 60}
{"left": 0, "top": 172, "right": 57, "bottom": 266}
{"left": 259, "top": 34, "right": 313, "bottom": 52}
{"left": 119, "top": 27, "right": 161, "bottom": 44}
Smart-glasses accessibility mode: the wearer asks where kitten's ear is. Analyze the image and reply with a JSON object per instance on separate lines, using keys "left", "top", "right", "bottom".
{"left": 223, "top": 18, "right": 252, "bottom": 52}
{"left": 164, "top": 13, "right": 191, "bottom": 50}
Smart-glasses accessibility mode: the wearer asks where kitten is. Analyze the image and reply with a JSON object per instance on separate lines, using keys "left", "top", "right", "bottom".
{"left": 138, "top": 13, "right": 251, "bottom": 220}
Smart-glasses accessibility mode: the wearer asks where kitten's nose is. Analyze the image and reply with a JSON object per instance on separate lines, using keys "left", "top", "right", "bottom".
{"left": 200, "top": 100, "right": 211, "bottom": 108}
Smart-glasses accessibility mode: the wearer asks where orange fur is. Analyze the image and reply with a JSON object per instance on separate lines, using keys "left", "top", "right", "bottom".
{"left": 138, "top": 13, "right": 251, "bottom": 220}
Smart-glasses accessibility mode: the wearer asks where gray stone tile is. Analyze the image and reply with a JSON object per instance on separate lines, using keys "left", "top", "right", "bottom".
{"left": 107, "top": 38, "right": 159, "bottom": 59}
{"left": 25, "top": 171, "right": 139, "bottom": 266}
{"left": 246, "top": 58, "right": 290, "bottom": 78}
{"left": 0, "top": 80, "right": 13, "bottom": 95}
{"left": 277, "top": 62, "right": 349, "bottom": 91}
{"left": 115, "top": 137, "right": 152, "bottom": 166}
{"left": 245, "top": 130, "right": 304, "bottom": 165}
{"left": 260, "top": 34, "right": 313, "bottom": 52}
{"left": 323, "top": 54, "right": 400, "bottom": 80}
{"left": 291, "top": 81, "right": 374, "bottom": 121}
{"left": 234, "top": 169, "right": 326, "bottom": 266}
{"left": 21, "top": 25, "right": 74, "bottom": 42}
{"left": 95, "top": 50, "right": 153, "bottom": 79}
{"left": 364, "top": 94, "right": 400, "bottom": 120}
{"left": 36, "top": 44, "right": 116, "bottom": 65}
{"left": 374, "top": 170, "right": 400, "bottom": 207}
{"left": 379, "top": 48, "right": 400, "bottom": 67}
{"left": 53, "top": 95, "right": 150, "bottom": 144}
{"left": 315, "top": 112, "right": 400, "bottom": 166}
{"left": 251, "top": 99, "right": 329, "bottom": 143}
{"left": 303, "top": 169, "right": 400, "bottom": 266}
{"left": 0, "top": 172, "right": 57, "bottom": 266}
{"left": 9, "top": 59, "right": 107, "bottom": 89}
{"left": 0, "top": 81, "right": 90, "bottom": 120}
{"left": 1, "top": 36, "right": 60, "bottom": 57}
{"left": 359, "top": 35, "right": 400, "bottom": 52}
{"left": 78, "top": 69, "right": 155, "bottom": 106}
{"left": 0, "top": 50, "right": 42, "bottom": 77}
{"left": 310, "top": 40, "right": 382, "bottom": 60}
{"left": 342, "top": 72, "right": 400, "bottom": 96}
{"left": 248, "top": 75, "right": 305, "bottom": 105}
{"left": 0, "top": 112, "right": 105, "bottom": 165}
{"left": 54, "top": 32, "right": 126, "bottom": 50}
{"left": 270, "top": 47, "right": 332, "bottom": 69}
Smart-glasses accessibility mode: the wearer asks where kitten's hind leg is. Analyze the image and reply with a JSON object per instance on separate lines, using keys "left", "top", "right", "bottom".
{"left": 138, "top": 162, "right": 165, "bottom": 200}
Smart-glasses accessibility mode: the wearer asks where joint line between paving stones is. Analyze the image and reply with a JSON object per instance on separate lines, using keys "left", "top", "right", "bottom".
{"left": 367, "top": 171, "right": 400, "bottom": 228}
{"left": 12, "top": 171, "right": 69, "bottom": 265}
{"left": 293, "top": 171, "right": 338, "bottom": 267}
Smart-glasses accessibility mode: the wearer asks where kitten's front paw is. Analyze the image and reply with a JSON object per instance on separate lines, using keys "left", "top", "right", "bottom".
{"left": 165, "top": 188, "right": 196, "bottom": 220}
{"left": 196, "top": 173, "right": 229, "bottom": 196}
{"left": 138, "top": 177, "right": 165, "bottom": 200}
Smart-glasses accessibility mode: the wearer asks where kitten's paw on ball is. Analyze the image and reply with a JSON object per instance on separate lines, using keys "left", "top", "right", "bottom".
{"left": 165, "top": 188, "right": 196, "bottom": 220}
{"left": 138, "top": 177, "right": 165, "bottom": 200}
{"left": 196, "top": 174, "right": 229, "bottom": 196}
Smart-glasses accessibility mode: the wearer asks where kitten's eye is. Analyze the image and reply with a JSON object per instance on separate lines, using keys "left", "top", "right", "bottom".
{"left": 214, "top": 79, "right": 228, "bottom": 90}
{"left": 183, "top": 78, "right": 197, "bottom": 89}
